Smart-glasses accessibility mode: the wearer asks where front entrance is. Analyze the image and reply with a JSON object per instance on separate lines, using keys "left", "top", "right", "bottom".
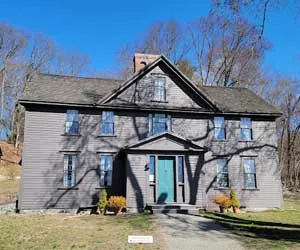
{"left": 157, "top": 156, "right": 175, "bottom": 203}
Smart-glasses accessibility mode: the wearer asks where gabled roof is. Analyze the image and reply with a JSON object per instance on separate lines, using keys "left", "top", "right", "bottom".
{"left": 19, "top": 58, "right": 282, "bottom": 116}
{"left": 124, "top": 132, "right": 207, "bottom": 152}
{"left": 99, "top": 55, "right": 218, "bottom": 110}
{"left": 20, "top": 73, "right": 123, "bottom": 105}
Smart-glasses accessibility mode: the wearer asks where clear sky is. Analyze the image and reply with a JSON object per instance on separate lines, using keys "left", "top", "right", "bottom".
{"left": 0, "top": 0, "right": 300, "bottom": 77}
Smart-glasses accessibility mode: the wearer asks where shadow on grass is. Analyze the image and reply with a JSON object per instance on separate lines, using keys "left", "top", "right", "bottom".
{"left": 201, "top": 212, "right": 300, "bottom": 242}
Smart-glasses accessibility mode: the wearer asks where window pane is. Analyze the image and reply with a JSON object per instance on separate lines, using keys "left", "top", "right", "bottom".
{"left": 66, "top": 110, "right": 79, "bottom": 134}
{"left": 215, "top": 128, "right": 225, "bottom": 140}
{"left": 241, "top": 128, "right": 252, "bottom": 141}
{"left": 214, "top": 117, "right": 224, "bottom": 127}
{"left": 241, "top": 118, "right": 251, "bottom": 129}
{"left": 149, "top": 156, "right": 155, "bottom": 182}
{"left": 178, "top": 156, "right": 184, "bottom": 183}
{"left": 217, "top": 174, "right": 229, "bottom": 187}
{"left": 66, "top": 110, "right": 79, "bottom": 122}
{"left": 245, "top": 174, "right": 256, "bottom": 188}
{"left": 244, "top": 159, "right": 255, "bottom": 173}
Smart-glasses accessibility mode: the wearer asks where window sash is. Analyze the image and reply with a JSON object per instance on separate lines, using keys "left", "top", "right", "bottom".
{"left": 214, "top": 117, "right": 225, "bottom": 140}
{"left": 178, "top": 156, "right": 184, "bottom": 184}
{"left": 63, "top": 155, "right": 77, "bottom": 187}
{"left": 101, "top": 111, "right": 114, "bottom": 135}
{"left": 240, "top": 128, "right": 252, "bottom": 141}
{"left": 153, "top": 78, "right": 166, "bottom": 101}
{"left": 100, "top": 155, "right": 113, "bottom": 186}
{"left": 149, "top": 155, "right": 155, "bottom": 182}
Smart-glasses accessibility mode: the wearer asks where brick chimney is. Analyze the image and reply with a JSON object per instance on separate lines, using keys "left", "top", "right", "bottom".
{"left": 133, "top": 53, "right": 160, "bottom": 73}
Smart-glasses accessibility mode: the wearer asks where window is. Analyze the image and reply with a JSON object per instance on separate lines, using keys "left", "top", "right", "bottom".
{"left": 216, "top": 159, "right": 229, "bottom": 188}
{"left": 153, "top": 77, "right": 166, "bottom": 102}
{"left": 240, "top": 117, "right": 252, "bottom": 141}
{"left": 63, "top": 154, "right": 77, "bottom": 187}
{"left": 101, "top": 111, "right": 114, "bottom": 135}
{"left": 214, "top": 117, "right": 225, "bottom": 140}
{"left": 65, "top": 110, "right": 79, "bottom": 135}
{"left": 243, "top": 158, "right": 257, "bottom": 188}
{"left": 178, "top": 156, "right": 184, "bottom": 184}
{"left": 100, "top": 155, "right": 113, "bottom": 186}
{"left": 149, "top": 155, "right": 155, "bottom": 182}
{"left": 148, "top": 113, "right": 172, "bottom": 136}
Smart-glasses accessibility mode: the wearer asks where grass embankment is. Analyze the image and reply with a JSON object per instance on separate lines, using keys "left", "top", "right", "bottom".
{"left": 0, "top": 214, "right": 162, "bottom": 250}
{"left": 201, "top": 195, "right": 300, "bottom": 250}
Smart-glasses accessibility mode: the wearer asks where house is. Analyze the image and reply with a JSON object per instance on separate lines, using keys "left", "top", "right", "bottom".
{"left": 18, "top": 54, "right": 283, "bottom": 212}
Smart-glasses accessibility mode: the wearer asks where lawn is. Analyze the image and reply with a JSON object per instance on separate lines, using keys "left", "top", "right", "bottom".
{"left": 0, "top": 214, "right": 163, "bottom": 250}
{"left": 200, "top": 197, "right": 300, "bottom": 250}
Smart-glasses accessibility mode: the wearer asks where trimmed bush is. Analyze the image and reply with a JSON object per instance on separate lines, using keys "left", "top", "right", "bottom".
{"left": 97, "top": 189, "right": 108, "bottom": 215}
{"left": 230, "top": 190, "right": 241, "bottom": 213}
{"left": 215, "top": 194, "right": 231, "bottom": 213}
{"left": 108, "top": 196, "right": 126, "bottom": 215}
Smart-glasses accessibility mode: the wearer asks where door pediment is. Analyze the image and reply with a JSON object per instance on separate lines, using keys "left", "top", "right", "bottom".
{"left": 125, "top": 132, "right": 206, "bottom": 152}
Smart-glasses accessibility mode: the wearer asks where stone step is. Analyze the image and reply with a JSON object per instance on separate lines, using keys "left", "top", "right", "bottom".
{"left": 151, "top": 208, "right": 199, "bottom": 215}
{"left": 146, "top": 203, "right": 199, "bottom": 214}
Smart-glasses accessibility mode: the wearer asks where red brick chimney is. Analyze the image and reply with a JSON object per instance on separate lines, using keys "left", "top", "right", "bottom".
{"left": 133, "top": 53, "right": 160, "bottom": 73}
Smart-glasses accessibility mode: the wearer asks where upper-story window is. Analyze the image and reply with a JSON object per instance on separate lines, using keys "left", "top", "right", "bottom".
{"left": 153, "top": 77, "right": 166, "bottom": 102}
{"left": 65, "top": 110, "right": 79, "bottom": 135}
{"left": 214, "top": 117, "right": 225, "bottom": 140}
{"left": 240, "top": 117, "right": 252, "bottom": 141}
{"left": 63, "top": 154, "right": 78, "bottom": 187}
{"left": 148, "top": 113, "right": 172, "bottom": 136}
{"left": 101, "top": 111, "right": 114, "bottom": 135}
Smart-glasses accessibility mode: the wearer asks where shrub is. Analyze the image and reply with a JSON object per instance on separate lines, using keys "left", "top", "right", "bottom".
{"left": 215, "top": 194, "right": 231, "bottom": 212}
{"left": 230, "top": 190, "right": 240, "bottom": 208}
{"left": 108, "top": 196, "right": 126, "bottom": 215}
{"left": 97, "top": 189, "right": 108, "bottom": 215}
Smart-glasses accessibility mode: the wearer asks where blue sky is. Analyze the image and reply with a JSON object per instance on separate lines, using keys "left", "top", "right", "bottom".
{"left": 0, "top": 0, "right": 300, "bottom": 76}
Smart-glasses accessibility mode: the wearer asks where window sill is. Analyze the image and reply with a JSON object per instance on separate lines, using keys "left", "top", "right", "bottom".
{"left": 61, "top": 134, "right": 82, "bottom": 137}
{"left": 97, "top": 135, "right": 117, "bottom": 137}
{"left": 242, "top": 188, "right": 260, "bottom": 191}
{"left": 57, "top": 187, "right": 79, "bottom": 190}
{"left": 149, "top": 182, "right": 156, "bottom": 186}
{"left": 178, "top": 183, "right": 184, "bottom": 186}
{"left": 150, "top": 100, "right": 168, "bottom": 103}
{"left": 239, "top": 140, "right": 254, "bottom": 142}
{"left": 212, "top": 139, "right": 227, "bottom": 142}
{"left": 214, "top": 187, "right": 231, "bottom": 190}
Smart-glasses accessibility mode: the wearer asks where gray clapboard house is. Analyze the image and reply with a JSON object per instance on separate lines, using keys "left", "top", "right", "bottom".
{"left": 18, "top": 54, "right": 283, "bottom": 212}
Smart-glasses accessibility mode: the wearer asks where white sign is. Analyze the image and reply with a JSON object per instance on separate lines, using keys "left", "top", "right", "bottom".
{"left": 128, "top": 235, "right": 153, "bottom": 244}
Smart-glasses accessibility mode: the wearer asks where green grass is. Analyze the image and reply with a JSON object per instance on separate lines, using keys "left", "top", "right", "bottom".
{"left": 0, "top": 214, "right": 162, "bottom": 250}
{"left": 200, "top": 199, "right": 300, "bottom": 250}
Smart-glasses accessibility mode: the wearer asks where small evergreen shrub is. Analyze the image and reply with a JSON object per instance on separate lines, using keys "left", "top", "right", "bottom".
{"left": 230, "top": 190, "right": 241, "bottom": 213}
{"left": 97, "top": 189, "right": 108, "bottom": 215}
{"left": 108, "top": 196, "right": 126, "bottom": 215}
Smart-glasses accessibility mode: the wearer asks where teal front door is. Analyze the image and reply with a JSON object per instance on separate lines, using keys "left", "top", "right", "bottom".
{"left": 157, "top": 157, "right": 175, "bottom": 203}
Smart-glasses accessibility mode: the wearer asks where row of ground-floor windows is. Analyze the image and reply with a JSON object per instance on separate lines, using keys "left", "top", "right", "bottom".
{"left": 217, "top": 158, "right": 257, "bottom": 189}
{"left": 62, "top": 154, "right": 257, "bottom": 190}
{"left": 63, "top": 154, "right": 113, "bottom": 188}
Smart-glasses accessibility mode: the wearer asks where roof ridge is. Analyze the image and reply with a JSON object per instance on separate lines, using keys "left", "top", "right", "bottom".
{"left": 37, "top": 72, "right": 124, "bottom": 82}
{"left": 200, "top": 85, "right": 249, "bottom": 90}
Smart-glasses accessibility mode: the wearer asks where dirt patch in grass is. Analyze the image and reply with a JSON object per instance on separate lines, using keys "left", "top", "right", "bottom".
{"left": 0, "top": 214, "right": 163, "bottom": 250}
